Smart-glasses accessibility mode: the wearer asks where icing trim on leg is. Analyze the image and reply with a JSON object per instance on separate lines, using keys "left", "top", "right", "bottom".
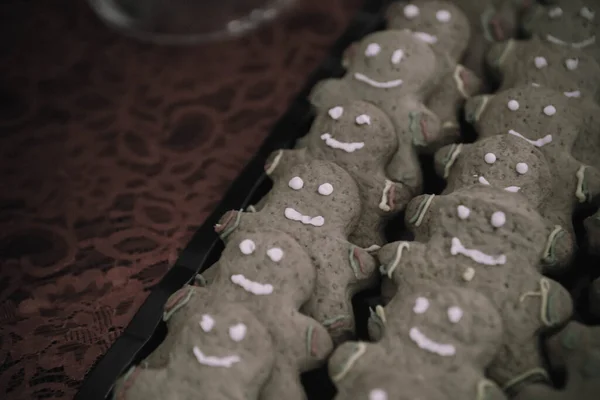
{"left": 442, "top": 143, "right": 463, "bottom": 178}
{"left": 408, "top": 195, "right": 435, "bottom": 227}
{"left": 576, "top": 165, "right": 589, "bottom": 203}
{"left": 519, "top": 278, "right": 554, "bottom": 326}
{"left": 163, "top": 286, "right": 194, "bottom": 321}
{"left": 501, "top": 368, "right": 550, "bottom": 394}
{"left": 330, "top": 342, "right": 367, "bottom": 382}
{"left": 194, "top": 273, "right": 208, "bottom": 287}
{"left": 542, "top": 225, "right": 566, "bottom": 266}
{"left": 364, "top": 245, "right": 381, "bottom": 253}
{"left": 378, "top": 180, "right": 395, "bottom": 212}
{"left": 495, "top": 39, "right": 515, "bottom": 67}
{"left": 380, "top": 242, "right": 410, "bottom": 279}
{"left": 477, "top": 379, "right": 499, "bottom": 400}
{"left": 246, "top": 205, "right": 257, "bottom": 213}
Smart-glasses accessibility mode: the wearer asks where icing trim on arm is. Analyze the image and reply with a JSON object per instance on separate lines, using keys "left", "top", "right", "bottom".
{"left": 409, "top": 111, "right": 429, "bottom": 146}
{"left": 442, "top": 143, "right": 463, "bottom": 178}
{"left": 378, "top": 180, "right": 395, "bottom": 212}
{"left": 265, "top": 150, "right": 283, "bottom": 175}
{"left": 330, "top": 342, "right": 367, "bottom": 382}
{"left": 163, "top": 287, "right": 194, "bottom": 321}
{"left": 575, "top": 165, "right": 589, "bottom": 202}
{"left": 453, "top": 65, "right": 470, "bottom": 98}
{"left": 408, "top": 194, "right": 435, "bottom": 227}
{"left": 380, "top": 242, "right": 410, "bottom": 279}
{"left": 542, "top": 225, "right": 566, "bottom": 266}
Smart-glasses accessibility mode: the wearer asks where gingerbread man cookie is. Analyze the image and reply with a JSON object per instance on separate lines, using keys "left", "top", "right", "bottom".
{"left": 378, "top": 185, "right": 574, "bottom": 393}
{"left": 522, "top": 0, "right": 600, "bottom": 64}
{"left": 513, "top": 322, "right": 600, "bottom": 400}
{"left": 328, "top": 284, "right": 507, "bottom": 400}
{"left": 264, "top": 100, "right": 416, "bottom": 248}
{"left": 385, "top": 0, "right": 483, "bottom": 145}
{"left": 486, "top": 35, "right": 600, "bottom": 102}
{"left": 113, "top": 302, "right": 276, "bottom": 400}
{"left": 215, "top": 160, "right": 378, "bottom": 343}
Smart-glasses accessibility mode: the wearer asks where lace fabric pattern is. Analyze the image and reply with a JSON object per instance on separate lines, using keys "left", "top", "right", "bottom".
{"left": 0, "top": 0, "right": 361, "bottom": 398}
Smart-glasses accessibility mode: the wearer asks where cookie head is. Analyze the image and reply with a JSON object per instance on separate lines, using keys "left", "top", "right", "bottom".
{"left": 487, "top": 37, "right": 600, "bottom": 99}
{"left": 466, "top": 86, "right": 579, "bottom": 150}
{"left": 340, "top": 370, "right": 446, "bottom": 400}
{"left": 219, "top": 230, "right": 315, "bottom": 304}
{"left": 346, "top": 30, "right": 438, "bottom": 96}
{"left": 308, "top": 101, "right": 397, "bottom": 168}
{"left": 191, "top": 303, "right": 274, "bottom": 372}
{"left": 269, "top": 160, "right": 361, "bottom": 231}
{"left": 445, "top": 135, "right": 553, "bottom": 208}
{"left": 522, "top": 2, "right": 598, "bottom": 50}
{"left": 427, "top": 186, "right": 548, "bottom": 265}
{"left": 398, "top": 286, "right": 502, "bottom": 363}
{"left": 386, "top": 1, "right": 470, "bottom": 61}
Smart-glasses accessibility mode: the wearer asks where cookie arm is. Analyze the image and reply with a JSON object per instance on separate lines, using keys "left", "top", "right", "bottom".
{"left": 433, "top": 142, "right": 467, "bottom": 179}
{"left": 540, "top": 223, "right": 575, "bottom": 275}
{"left": 308, "top": 78, "right": 356, "bottom": 111}
{"left": 264, "top": 148, "right": 308, "bottom": 181}
{"left": 377, "top": 241, "right": 426, "bottom": 284}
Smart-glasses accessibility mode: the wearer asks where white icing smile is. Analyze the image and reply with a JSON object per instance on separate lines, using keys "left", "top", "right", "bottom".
{"left": 450, "top": 237, "right": 506, "bottom": 265}
{"left": 409, "top": 327, "right": 456, "bottom": 356}
{"left": 193, "top": 346, "right": 241, "bottom": 368}
{"left": 412, "top": 31, "right": 438, "bottom": 44}
{"left": 284, "top": 207, "right": 325, "bottom": 227}
{"left": 354, "top": 73, "right": 403, "bottom": 88}
{"left": 320, "top": 133, "right": 364, "bottom": 152}
{"left": 231, "top": 274, "right": 274, "bottom": 295}
{"left": 546, "top": 34, "right": 596, "bottom": 49}
{"left": 508, "top": 129, "right": 552, "bottom": 147}
{"left": 478, "top": 175, "right": 521, "bottom": 193}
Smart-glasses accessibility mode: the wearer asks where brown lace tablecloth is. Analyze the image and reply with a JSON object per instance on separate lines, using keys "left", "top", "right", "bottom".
{"left": 0, "top": 1, "right": 361, "bottom": 398}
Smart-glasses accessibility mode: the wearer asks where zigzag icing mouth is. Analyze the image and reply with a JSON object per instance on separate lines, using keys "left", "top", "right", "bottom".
{"left": 354, "top": 73, "right": 403, "bottom": 88}
{"left": 284, "top": 207, "right": 325, "bottom": 227}
{"left": 451, "top": 237, "right": 506, "bottom": 265}
{"left": 508, "top": 129, "right": 552, "bottom": 147}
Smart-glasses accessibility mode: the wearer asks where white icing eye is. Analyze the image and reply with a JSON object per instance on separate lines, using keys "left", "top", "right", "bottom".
{"left": 534, "top": 56, "right": 548, "bottom": 69}
{"left": 543, "top": 105, "right": 556, "bottom": 116}
{"left": 580, "top": 7, "right": 595, "bottom": 21}
{"left": 548, "top": 7, "right": 563, "bottom": 19}
{"left": 565, "top": 58, "right": 579, "bottom": 70}
{"left": 239, "top": 239, "right": 256, "bottom": 255}
{"left": 457, "top": 205, "right": 470, "bottom": 220}
{"left": 484, "top": 153, "right": 496, "bottom": 164}
{"left": 288, "top": 176, "right": 304, "bottom": 190}
{"left": 356, "top": 114, "right": 371, "bottom": 125}
{"left": 369, "top": 389, "right": 388, "bottom": 400}
{"left": 229, "top": 323, "right": 247, "bottom": 342}
{"left": 318, "top": 183, "right": 334, "bottom": 196}
{"left": 328, "top": 106, "right": 344, "bottom": 120}
{"left": 507, "top": 99, "right": 519, "bottom": 111}
{"left": 403, "top": 4, "right": 420, "bottom": 19}
{"left": 436, "top": 9, "right": 451, "bottom": 22}
{"left": 413, "top": 297, "right": 429, "bottom": 314}
{"left": 365, "top": 43, "right": 381, "bottom": 57}
{"left": 490, "top": 211, "right": 506, "bottom": 228}
{"left": 200, "top": 314, "right": 215, "bottom": 332}
{"left": 267, "top": 247, "right": 284, "bottom": 262}
{"left": 447, "top": 306, "right": 463, "bottom": 323}
{"left": 516, "top": 162, "right": 528, "bottom": 174}
{"left": 391, "top": 49, "right": 404, "bottom": 64}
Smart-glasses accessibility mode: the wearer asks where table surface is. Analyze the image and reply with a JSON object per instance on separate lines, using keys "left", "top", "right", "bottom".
{"left": 0, "top": 0, "right": 361, "bottom": 398}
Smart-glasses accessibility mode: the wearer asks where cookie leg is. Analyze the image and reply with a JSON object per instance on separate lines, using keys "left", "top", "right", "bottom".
{"left": 259, "top": 362, "right": 307, "bottom": 400}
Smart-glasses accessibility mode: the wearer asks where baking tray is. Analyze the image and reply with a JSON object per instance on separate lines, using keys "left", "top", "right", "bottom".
{"left": 75, "top": 2, "right": 392, "bottom": 399}
{"left": 75, "top": 0, "right": 600, "bottom": 397}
